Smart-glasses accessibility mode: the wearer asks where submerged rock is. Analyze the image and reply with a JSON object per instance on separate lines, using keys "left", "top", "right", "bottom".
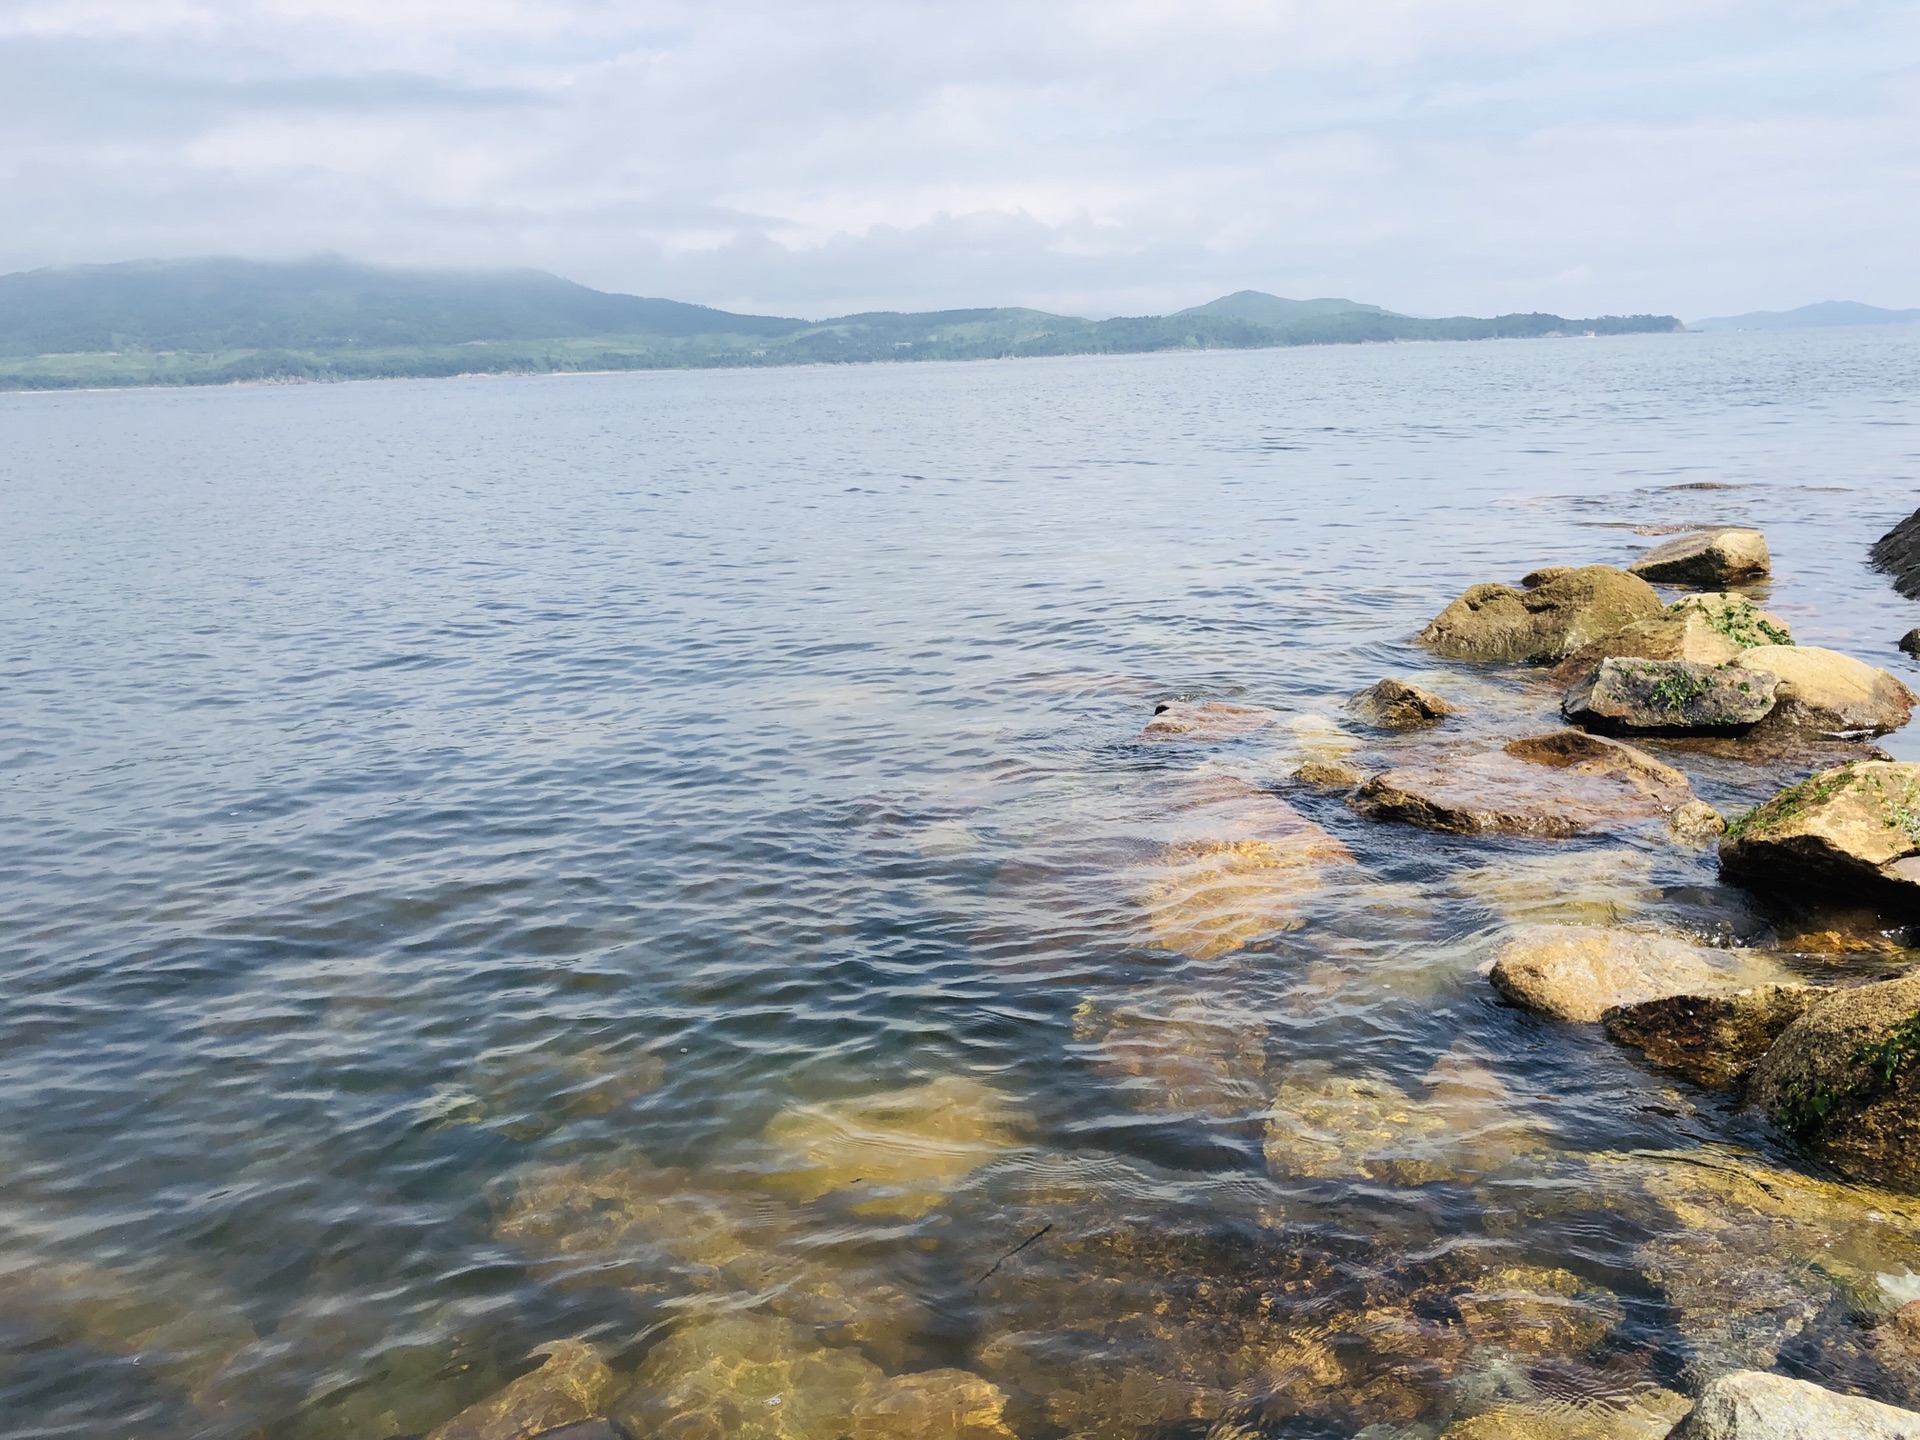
{"left": 1354, "top": 731, "right": 1696, "bottom": 838}
{"left": 1667, "top": 1369, "right": 1920, "bottom": 1439}
{"left": 1601, "top": 984, "right": 1827, "bottom": 1089}
{"left": 850, "top": 1369, "right": 1016, "bottom": 1440}
{"left": 1348, "top": 677, "right": 1455, "bottom": 728}
{"left": 1719, "top": 761, "right": 1920, "bottom": 912}
{"left": 1562, "top": 658, "right": 1779, "bottom": 734}
{"left": 761, "top": 1075, "right": 1029, "bottom": 1217}
{"left": 1488, "top": 925, "right": 1791, "bottom": 1023}
{"left": 1453, "top": 850, "right": 1660, "bottom": 927}
{"left": 424, "top": 1340, "right": 614, "bottom": 1440}
{"left": 1439, "top": 1390, "right": 1689, "bottom": 1439}
{"left": 1073, "top": 991, "right": 1268, "bottom": 1117}
{"left": 1549, "top": 594, "right": 1793, "bottom": 687}
{"left": 1627, "top": 528, "right": 1770, "bottom": 586}
{"left": 1138, "top": 700, "right": 1276, "bottom": 741}
{"left": 1420, "top": 565, "right": 1665, "bottom": 664}
{"left": 1748, "top": 970, "right": 1920, "bottom": 1192}
{"left": 611, "top": 1313, "right": 884, "bottom": 1440}
{"left": 1734, "top": 645, "right": 1916, "bottom": 738}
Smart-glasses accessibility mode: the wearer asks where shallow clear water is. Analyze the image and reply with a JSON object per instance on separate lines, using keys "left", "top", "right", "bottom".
{"left": 4, "top": 327, "right": 1920, "bottom": 1439}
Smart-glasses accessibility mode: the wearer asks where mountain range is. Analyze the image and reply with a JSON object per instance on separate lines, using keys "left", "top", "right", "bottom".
{"left": 1690, "top": 300, "right": 1920, "bottom": 331}
{"left": 0, "top": 258, "right": 1683, "bottom": 390}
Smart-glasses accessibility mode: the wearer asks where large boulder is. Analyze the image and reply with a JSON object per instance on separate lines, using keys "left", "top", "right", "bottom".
{"left": 1488, "top": 925, "right": 1792, "bottom": 1023}
{"left": 1720, "top": 761, "right": 1920, "bottom": 911}
{"left": 1353, "top": 730, "right": 1696, "bottom": 838}
{"left": 1665, "top": 1369, "right": 1920, "bottom": 1438}
{"left": 1602, "top": 984, "right": 1828, "bottom": 1089}
{"left": 1347, "top": 677, "right": 1454, "bottom": 728}
{"left": 425, "top": 1340, "right": 614, "bottom": 1440}
{"left": 1420, "top": 565, "right": 1666, "bottom": 664}
{"left": 1563, "top": 658, "right": 1779, "bottom": 735}
{"left": 1732, "top": 646, "right": 1915, "bottom": 738}
{"left": 1550, "top": 594, "right": 1794, "bottom": 686}
{"left": 1627, "top": 528, "right": 1770, "bottom": 586}
{"left": 1748, "top": 970, "right": 1920, "bottom": 1192}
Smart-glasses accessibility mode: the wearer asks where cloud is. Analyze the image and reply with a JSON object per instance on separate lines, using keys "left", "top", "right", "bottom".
{"left": 0, "top": 0, "right": 1914, "bottom": 317}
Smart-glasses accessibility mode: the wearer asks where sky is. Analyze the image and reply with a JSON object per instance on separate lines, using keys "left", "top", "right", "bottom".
{"left": 0, "top": 0, "right": 1915, "bottom": 320}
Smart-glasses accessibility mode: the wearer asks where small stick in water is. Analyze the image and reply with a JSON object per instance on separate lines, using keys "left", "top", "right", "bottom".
{"left": 973, "top": 1223, "right": 1052, "bottom": 1288}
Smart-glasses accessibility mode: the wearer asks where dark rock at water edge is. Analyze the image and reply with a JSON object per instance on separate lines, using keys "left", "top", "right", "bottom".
{"left": 1602, "top": 983, "right": 1827, "bottom": 1089}
{"left": 1902, "top": 628, "right": 1920, "bottom": 658}
{"left": 1874, "top": 507, "right": 1920, "bottom": 601}
{"left": 1563, "top": 657, "right": 1779, "bottom": 735}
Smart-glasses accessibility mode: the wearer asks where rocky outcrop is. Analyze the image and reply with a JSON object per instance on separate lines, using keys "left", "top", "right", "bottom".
{"left": 425, "top": 1340, "right": 614, "bottom": 1440}
{"left": 1420, "top": 565, "right": 1665, "bottom": 664}
{"left": 1748, "top": 970, "right": 1920, "bottom": 1192}
{"left": 1874, "top": 507, "right": 1920, "bottom": 600}
{"left": 1719, "top": 761, "right": 1920, "bottom": 911}
{"left": 1666, "top": 1369, "right": 1920, "bottom": 1438}
{"left": 1354, "top": 730, "right": 1696, "bottom": 838}
{"left": 1602, "top": 984, "right": 1827, "bottom": 1089}
{"left": 1138, "top": 700, "right": 1276, "bottom": 741}
{"left": 1550, "top": 595, "right": 1793, "bottom": 686}
{"left": 1627, "top": 528, "right": 1770, "bottom": 586}
{"left": 1488, "top": 926, "right": 1792, "bottom": 1023}
{"left": 1733, "top": 645, "right": 1915, "bottom": 738}
{"left": 1347, "top": 677, "right": 1454, "bottom": 728}
{"left": 1563, "top": 658, "right": 1779, "bottom": 734}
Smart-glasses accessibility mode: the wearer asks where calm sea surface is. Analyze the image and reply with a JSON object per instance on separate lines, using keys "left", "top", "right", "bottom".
{"left": 4, "top": 328, "right": 1920, "bottom": 1439}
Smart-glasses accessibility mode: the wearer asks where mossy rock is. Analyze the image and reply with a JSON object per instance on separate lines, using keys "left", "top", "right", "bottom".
{"left": 1720, "top": 760, "right": 1920, "bottom": 912}
{"left": 1420, "top": 566, "right": 1664, "bottom": 664}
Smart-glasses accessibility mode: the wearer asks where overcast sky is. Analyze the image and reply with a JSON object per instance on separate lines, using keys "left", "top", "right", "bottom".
{"left": 1, "top": 1, "right": 1915, "bottom": 319}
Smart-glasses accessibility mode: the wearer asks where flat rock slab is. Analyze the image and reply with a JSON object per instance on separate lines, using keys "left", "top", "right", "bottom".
{"left": 1489, "top": 925, "right": 1792, "bottom": 1023}
{"left": 1603, "top": 983, "right": 1827, "bottom": 1089}
{"left": 1138, "top": 700, "right": 1277, "bottom": 741}
{"left": 1721, "top": 760, "right": 1920, "bottom": 911}
{"left": 1420, "top": 565, "right": 1664, "bottom": 664}
{"left": 1564, "top": 657, "right": 1779, "bottom": 734}
{"left": 1628, "top": 528, "right": 1770, "bottom": 586}
{"left": 1668, "top": 1369, "right": 1920, "bottom": 1438}
{"left": 1353, "top": 730, "right": 1695, "bottom": 838}
{"left": 1347, "top": 677, "right": 1454, "bottom": 728}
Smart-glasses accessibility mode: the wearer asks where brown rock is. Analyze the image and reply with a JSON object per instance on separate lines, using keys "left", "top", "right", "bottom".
{"left": 425, "top": 1340, "right": 614, "bottom": 1440}
{"left": 1291, "top": 759, "right": 1368, "bottom": 790}
{"left": 1563, "top": 657, "right": 1779, "bottom": 734}
{"left": 1627, "top": 528, "right": 1770, "bottom": 586}
{"left": 1353, "top": 730, "right": 1695, "bottom": 838}
{"left": 1668, "top": 800, "right": 1728, "bottom": 846}
{"left": 1602, "top": 984, "right": 1828, "bottom": 1089}
{"left": 1488, "top": 925, "right": 1793, "bottom": 1023}
{"left": 1419, "top": 565, "right": 1665, "bottom": 664}
{"left": 1748, "top": 970, "right": 1920, "bottom": 1192}
{"left": 1735, "top": 646, "right": 1916, "bottom": 738}
{"left": 1720, "top": 760, "right": 1920, "bottom": 911}
{"left": 1347, "top": 677, "right": 1455, "bottom": 728}
{"left": 1138, "top": 700, "right": 1276, "bottom": 741}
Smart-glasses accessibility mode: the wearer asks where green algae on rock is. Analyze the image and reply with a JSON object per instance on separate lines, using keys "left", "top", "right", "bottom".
{"left": 1748, "top": 970, "right": 1920, "bottom": 1192}
{"left": 423, "top": 1339, "right": 614, "bottom": 1440}
{"left": 1548, "top": 593, "right": 1793, "bottom": 687}
{"left": 1562, "top": 657, "right": 1779, "bottom": 735}
{"left": 1721, "top": 760, "right": 1920, "bottom": 911}
{"left": 1420, "top": 565, "right": 1665, "bottom": 664}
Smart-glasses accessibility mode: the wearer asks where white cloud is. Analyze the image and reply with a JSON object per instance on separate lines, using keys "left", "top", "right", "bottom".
{"left": 0, "top": 0, "right": 1914, "bottom": 317}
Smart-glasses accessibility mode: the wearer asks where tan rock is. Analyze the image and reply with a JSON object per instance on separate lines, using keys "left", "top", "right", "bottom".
{"left": 1667, "top": 1369, "right": 1920, "bottom": 1439}
{"left": 1353, "top": 730, "right": 1695, "bottom": 838}
{"left": 1138, "top": 700, "right": 1276, "bottom": 741}
{"left": 1602, "top": 983, "right": 1828, "bottom": 1089}
{"left": 850, "top": 1369, "right": 1016, "bottom": 1440}
{"left": 1291, "top": 758, "right": 1367, "bottom": 790}
{"left": 1720, "top": 760, "right": 1920, "bottom": 910}
{"left": 1748, "top": 970, "right": 1920, "bottom": 1192}
{"left": 1347, "top": 677, "right": 1455, "bottom": 728}
{"left": 1734, "top": 645, "right": 1916, "bottom": 738}
{"left": 1628, "top": 528, "right": 1771, "bottom": 586}
{"left": 1419, "top": 565, "right": 1665, "bottom": 664}
{"left": 425, "top": 1340, "right": 614, "bottom": 1440}
{"left": 1488, "top": 925, "right": 1792, "bottom": 1023}
{"left": 1549, "top": 594, "right": 1791, "bottom": 686}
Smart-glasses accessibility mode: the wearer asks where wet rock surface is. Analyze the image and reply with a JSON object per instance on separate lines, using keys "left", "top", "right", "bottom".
{"left": 1563, "top": 658, "right": 1779, "bottom": 735}
{"left": 1348, "top": 677, "right": 1456, "bottom": 728}
{"left": 1627, "top": 528, "right": 1771, "bottom": 587}
{"left": 1748, "top": 971, "right": 1920, "bottom": 1193}
{"left": 1489, "top": 926, "right": 1792, "bottom": 1023}
{"left": 1720, "top": 761, "right": 1920, "bottom": 911}
{"left": 1291, "top": 758, "right": 1368, "bottom": 790}
{"left": 1667, "top": 1369, "right": 1920, "bottom": 1439}
{"left": 1420, "top": 565, "right": 1666, "bottom": 664}
{"left": 1138, "top": 700, "right": 1277, "bottom": 741}
{"left": 1440, "top": 1390, "right": 1690, "bottom": 1439}
{"left": 1355, "top": 731, "right": 1696, "bottom": 838}
{"left": 1602, "top": 984, "right": 1828, "bottom": 1089}
{"left": 424, "top": 1340, "right": 613, "bottom": 1440}
{"left": 1733, "top": 645, "right": 1916, "bottom": 739}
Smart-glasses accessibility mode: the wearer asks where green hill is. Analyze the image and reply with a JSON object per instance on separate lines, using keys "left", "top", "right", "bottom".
{"left": 0, "top": 259, "right": 1684, "bottom": 390}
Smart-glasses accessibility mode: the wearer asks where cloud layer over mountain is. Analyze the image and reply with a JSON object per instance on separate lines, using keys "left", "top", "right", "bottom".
{"left": 1, "top": 0, "right": 1914, "bottom": 318}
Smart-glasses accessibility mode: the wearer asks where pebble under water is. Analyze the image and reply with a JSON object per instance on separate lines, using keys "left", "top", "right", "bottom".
{"left": 4, "top": 327, "right": 1920, "bottom": 1439}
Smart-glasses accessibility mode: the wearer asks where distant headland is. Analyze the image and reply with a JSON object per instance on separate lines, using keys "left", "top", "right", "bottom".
{"left": 0, "top": 258, "right": 1689, "bottom": 391}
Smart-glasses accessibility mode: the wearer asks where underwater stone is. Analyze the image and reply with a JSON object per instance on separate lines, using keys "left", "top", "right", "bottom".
{"left": 849, "top": 1369, "right": 1016, "bottom": 1440}
{"left": 424, "top": 1340, "right": 614, "bottom": 1440}
{"left": 1138, "top": 700, "right": 1277, "bottom": 741}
